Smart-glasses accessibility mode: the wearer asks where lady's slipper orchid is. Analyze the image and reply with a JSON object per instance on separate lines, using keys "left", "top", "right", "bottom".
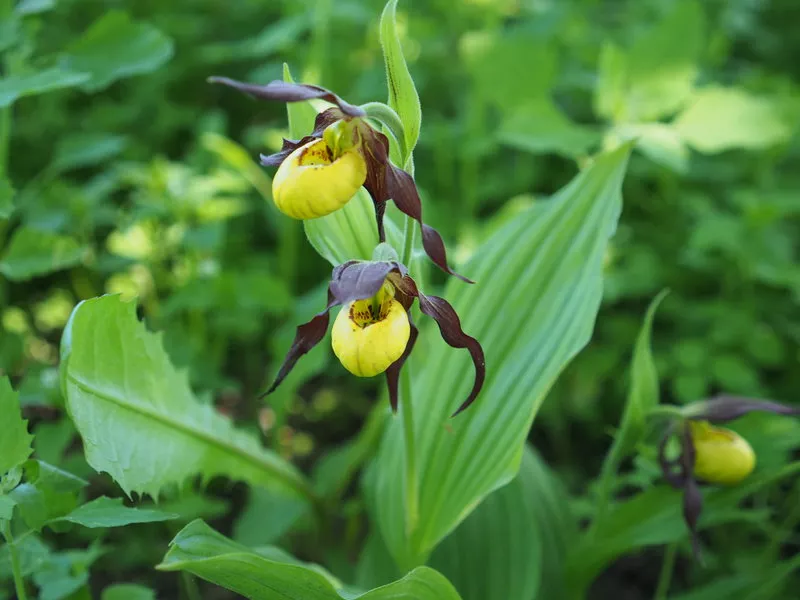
{"left": 657, "top": 396, "right": 800, "bottom": 558}
{"left": 264, "top": 260, "right": 485, "bottom": 415}
{"left": 208, "top": 76, "right": 470, "bottom": 282}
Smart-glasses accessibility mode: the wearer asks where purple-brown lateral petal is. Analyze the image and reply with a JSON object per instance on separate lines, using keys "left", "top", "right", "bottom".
{"left": 263, "top": 291, "right": 338, "bottom": 396}
{"left": 385, "top": 316, "right": 419, "bottom": 412}
{"left": 417, "top": 294, "right": 485, "bottom": 416}
{"left": 385, "top": 164, "right": 473, "bottom": 283}
{"left": 657, "top": 426, "right": 685, "bottom": 489}
{"left": 260, "top": 136, "right": 317, "bottom": 167}
{"left": 679, "top": 423, "right": 704, "bottom": 562}
{"left": 687, "top": 395, "right": 800, "bottom": 423}
{"left": 208, "top": 77, "right": 365, "bottom": 117}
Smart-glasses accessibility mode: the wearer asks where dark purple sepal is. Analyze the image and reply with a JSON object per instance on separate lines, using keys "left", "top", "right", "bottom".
{"left": 260, "top": 109, "right": 347, "bottom": 167}
{"left": 679, "top": 423, "right": 704, "bottom": 562}
{"left": 208, "top": 77, "right": 365, "bottom": 117}
{"left": 685, "top": 395, "right": 800, "bottom": 424}
{"left": 385, "top": 316, "right": 419, "bottom": 412}
{"left": 417, "top": 293, "right": 485, "bottom": 416}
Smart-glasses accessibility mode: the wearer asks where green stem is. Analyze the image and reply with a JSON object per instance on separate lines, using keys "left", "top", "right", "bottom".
{"left": 401, "top": 214, "right": 415, "bottom": 266}
{"left": 181, "top": 572, "right": 201, "bottom": 600}
{"left": 3, "top": 521, "right": 28, "bottom": 600}
{"left": 360, "top": 102, "right": 407, "bottom": 162}
{"left": 400, "top": 363, "right": 419, "bottom": 539}
{"left": 653, "top": 541, "right": 678, "bottom": 600}
{"left": 591, "top": 434, "right": 624, "bottom": 533}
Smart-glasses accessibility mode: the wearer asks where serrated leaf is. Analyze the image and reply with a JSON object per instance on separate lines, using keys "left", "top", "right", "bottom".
{"left": 429, "top": 446, "right": 574, "bottom": 600}
{"left": 0, "top": 376, "right": 34, "bottom": 475}
{"left": 499, "top": 98, "right": 599, "bottom": 158}
{"left": 54, "top": 496, "right": 177, "bottom": 528}
{"left": 101, "top": 584, "right": 156, "bottom": 600}
{"left": 60, "top": 11, "right": 173, "bottom": 92}
{"left": 0, "top": 67, "right": 89, "bottom": 108}
{"left": 0, "top": 227, "right": 87, "bottom": 281}
{"left": 158, "top": 519, "right": 463, "bottom": 600}
{"left": 59, "top": 295, "right": 312, "bottom": 501}
{"left": 373, "top": 144, "right": 632, "bottom": 567}
{"left": 674, "top": 86, "right": 791, "bottom": 153}
{"left": 380, "top": 0, "right": 421, "bottom": 160}
{"left": 0, "top": 178, "right": 13, "bottom": 219}
{"left": 8, "top": 461, "right": 86, "bottom": 531}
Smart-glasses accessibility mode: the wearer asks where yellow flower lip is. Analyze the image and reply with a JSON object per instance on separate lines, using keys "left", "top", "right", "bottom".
{"left": 331, "top": 288, "right": 410, "bottom": 378}
{"left": 690, "top": 421, "right": 756, "bottom": 486}
{"left": 272, "top": 137, "right": 367, "bottom": 220}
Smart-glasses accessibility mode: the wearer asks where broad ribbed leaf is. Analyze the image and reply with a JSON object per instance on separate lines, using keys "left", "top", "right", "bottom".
{"left": 0, "top": 177, "right": 14, "bottom": 218}
{"left": 380, "top": 0, "right": 421, "bottom": 160}
{"left": 59, "top": 295, "right": 311, "bottom": 500}
{"left": 373, "top": 144, "right": 632, "bottom": 566}
{"left": 0, "top": 227, "right": 86, "bottom": 281}
{"left": 158, "top": 519, "right": 462, "bottom": 600}
{"left": 430, "top": 446, "right": 575, "bottom": 600}
{"left": 60, "top": 11, "right": 173, "bottom": 91}
{"left": 0, "top": 376, "right": 34, "bottom": 475}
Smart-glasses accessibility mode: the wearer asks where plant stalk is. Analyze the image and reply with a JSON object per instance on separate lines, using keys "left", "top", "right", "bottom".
{"left": 3, "top": 521, "right": 28, "bottom": 600}
{"left": 400, "top": 363, "right": 419, "bottom": 538}
{"left": 653, "top": 541, "right": 678, "bottom": 600}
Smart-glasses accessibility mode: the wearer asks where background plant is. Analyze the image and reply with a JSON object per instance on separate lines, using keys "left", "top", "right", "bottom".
{"left": 1, "top": 0, "right": 798, "bottom": 598}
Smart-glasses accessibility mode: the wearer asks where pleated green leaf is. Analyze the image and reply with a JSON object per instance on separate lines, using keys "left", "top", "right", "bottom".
{"left": 373, "top": 144, "right": 632, "bottom": 567}
{"left": 430, "top": 446, "right": 575, "bottom": 600}
{"left": 59, "top": 295, "right": 312, "bottom": 501}
{"left": 158, "top": 519, "right": 463, "bottom": 600}
{"left": 380, "top": 0, "right": 421, "bottom": 159}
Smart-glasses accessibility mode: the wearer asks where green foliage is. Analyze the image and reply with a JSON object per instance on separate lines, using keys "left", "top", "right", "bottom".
{"left": 0, "top": 378, "right": 33, "bottom": 476}
{"left": 158, "top": 519, "right": 462, "bottom": 600}
{"left": 59, "top": 295, "right": 311, "bottom": 500}
{"left": 374, "top": 144, "right": 631, "bottom": 567}
{"left": 1, "top": 0, "right": 798, "bottom": 597}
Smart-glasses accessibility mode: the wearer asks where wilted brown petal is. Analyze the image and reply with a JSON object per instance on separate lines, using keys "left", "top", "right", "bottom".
{"left": 385, "top": 316, "right": 419, "bottom": 412}
{"left": 385, "top": 164, "right": 473, "bottom": 283}
{"left": 687, "top": 395, "right": 800, "bottom": 423}
{"left": 417, "top": 294, "right": 485, "bottom": 416}
{"left": 208, "top": 77, "right": 364, "bottom": 117}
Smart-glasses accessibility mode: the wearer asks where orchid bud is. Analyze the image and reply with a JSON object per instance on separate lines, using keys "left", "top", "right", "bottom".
{"left": 331, "top": 280, "right": 410, "bottom": 377}
{"left": 689, "top": 421, "right": 756, "bottom": 486}
{"left": 271, "top": 134, "right": 367, "bottom": 220}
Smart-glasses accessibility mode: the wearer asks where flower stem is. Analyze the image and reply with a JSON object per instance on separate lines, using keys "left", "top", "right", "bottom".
{"left": 3, "top": 521, "right": 28, "bottom": 600}
{"left": 401, "top": 214, "right": 415, "bottom": 266}
{"left": 400, "top": 363, "right": 419, "bottom": 538}
{"left": 653, "top": 541, "right": 678, "bottom": 600}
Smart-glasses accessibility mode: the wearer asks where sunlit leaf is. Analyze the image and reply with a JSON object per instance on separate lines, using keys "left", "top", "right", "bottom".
{"left": 0, "top": 495, "right": 16, "bottom": 520}
{"left": 158, "top": 519, "right": 463, "bottom": 600}
{"left": 0, "top": 67, "right": 89, "bottom": 108}
{"left": 53, "top": 496, "right": 177, "bottom": 528}
{"left": 373, "top": 144, "right": 632, "bottom": 567}
{"left": 60, "top": 11, "right": 174, "bottom": 91}
{"left": 0, "top": 376, "right": 34, "bottom": 475}
{"left": 380, "top": 0, "right": 422, "bottom": 160}
{"left": 0, "top": 227, "right": 87, "bottom": 281}
{"left": 674, "top": 86, "right": 792, "bottom": 153}
{"left": 59, "top": 295, "right": 312, "bottom": 501}
{"left": 15, "top": 0, "right": 55, "bottom": 15}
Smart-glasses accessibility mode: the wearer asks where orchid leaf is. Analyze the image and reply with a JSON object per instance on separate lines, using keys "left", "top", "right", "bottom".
{"left": 373, "top": 144, "right": 632, "bottom": 567}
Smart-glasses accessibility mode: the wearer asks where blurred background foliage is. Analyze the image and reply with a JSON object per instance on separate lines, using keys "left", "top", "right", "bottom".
{"left": 1, "top": 0, "right": 799, "bottom": 597}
